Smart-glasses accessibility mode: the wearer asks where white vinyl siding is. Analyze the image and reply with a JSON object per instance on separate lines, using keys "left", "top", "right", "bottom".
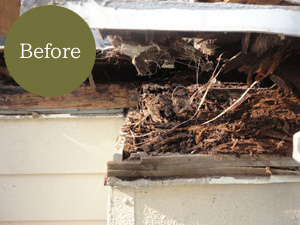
{"left": 0, "top": 117, "right": 124, "bottom": 225}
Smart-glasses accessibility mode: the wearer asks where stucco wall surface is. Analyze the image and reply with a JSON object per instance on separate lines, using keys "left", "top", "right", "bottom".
{"left": 109, "top": 183, "right": 300, "bottom": 225}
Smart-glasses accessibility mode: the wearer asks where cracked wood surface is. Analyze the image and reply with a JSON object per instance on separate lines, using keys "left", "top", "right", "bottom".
{"left": 0, "top": 83, "right": 138, "bottom": 110}
{"left": 106, "top": 154, "right": 300, "bottom": 180}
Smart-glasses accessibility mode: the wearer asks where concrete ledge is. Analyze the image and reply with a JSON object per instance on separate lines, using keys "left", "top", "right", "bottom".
{"left": 107, "top": 175, "right": 300, "bottom": 188}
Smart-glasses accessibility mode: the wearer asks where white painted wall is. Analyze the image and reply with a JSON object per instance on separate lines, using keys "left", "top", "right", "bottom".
{"left": 0, "top": 116, "right": 124, "bottom": 225}
{"left": 109, "top": 182, "right": 300, "bottom": 225}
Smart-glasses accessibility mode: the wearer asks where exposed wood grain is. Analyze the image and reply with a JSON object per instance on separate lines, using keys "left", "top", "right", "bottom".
{"left": 107, "top": 167, "right": 299, "bottom": 179}
{"left": 141, "top": 154, "right": 300, "bottom": 166}
{"left": 274, "top": 56, "right": 300, "bottom": 98}
{"left": 106, "top": 154, "right": 300, "bottom": 179}
{"left": 0, "top": 0, "right": 21, "bottom": 37}
{"left": 0, "top": 83, "right": 138, "bottom": 110}
{"left": 223, "top": 34, "right": 300, "bottom": 84}
{"left": 0, "top": 85, "right": 264, "bottom": 110}
{"left": 108, "top": 155, "right": 300, "bottom": 171}
{"left": 242, "top": 33, "right": 251, "bottom": 54}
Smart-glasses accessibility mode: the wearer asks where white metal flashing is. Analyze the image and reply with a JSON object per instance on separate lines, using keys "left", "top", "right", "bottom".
{"left": 17, "top": 1, "right": 300, "bottom": 38}
{"left": 62, "top": 1, "right": 300, "bottom": 37}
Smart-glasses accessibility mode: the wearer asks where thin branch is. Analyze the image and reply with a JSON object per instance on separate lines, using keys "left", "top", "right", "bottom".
{"left": 88, "top": 73, "right": 96, "bottom": 91}
{"left": 201, "top": 80, "right": 259, "bottom": 125}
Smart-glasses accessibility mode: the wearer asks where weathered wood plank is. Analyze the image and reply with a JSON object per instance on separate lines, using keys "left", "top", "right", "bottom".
{"left": 0, "top": 83, "right": 138, "bottom": 110}
{"left": 141, "top": 154, "right": 300, "bottom": 167}
{"left": 0, "top": 84, "right": 267, "bottom": 111}
{"left": 106, "top": 154, "right": 300, "bottom": 179}
{"left": 107, "top": 167, "right": 299, "bottom": 179}
{"left": 107, "top": 155, "right": 300, "bottom": 170}
{"left": 0, "top": 0, "right": 21, "bottom": 37}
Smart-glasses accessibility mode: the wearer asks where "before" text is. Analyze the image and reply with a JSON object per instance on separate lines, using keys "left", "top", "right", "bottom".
{"left": 20, "top": 43, "right": 81, "bottom": 59}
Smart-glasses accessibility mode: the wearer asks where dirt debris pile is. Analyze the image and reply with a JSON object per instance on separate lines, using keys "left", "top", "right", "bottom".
{"left": 123, "top": 83, "right": 300, "bottom": 159}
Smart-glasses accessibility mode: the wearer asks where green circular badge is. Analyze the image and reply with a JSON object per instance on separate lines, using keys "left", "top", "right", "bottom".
{"left": 5, "top": 5, "right": 96, "bottom": 97}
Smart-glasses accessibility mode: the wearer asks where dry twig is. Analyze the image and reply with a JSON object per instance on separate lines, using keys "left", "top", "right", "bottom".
{"left": 201, "top": 80, "right": 259, "bottom": 125}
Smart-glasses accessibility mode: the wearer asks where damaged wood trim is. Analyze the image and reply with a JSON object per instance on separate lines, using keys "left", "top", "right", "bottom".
{"left": 0, "top": 86, "right": 266, "bottom": 111}
{"left": 107, "top": 167, "right": 299, "bottom": 180}
{"left": 106, "top": 154, "right": 300, "bottom": 180}
{"left": 0, "top": 83, "right": 138, "bottom": 110}
{"left": 108, "top": 155, "right": 300, "bottom": 169}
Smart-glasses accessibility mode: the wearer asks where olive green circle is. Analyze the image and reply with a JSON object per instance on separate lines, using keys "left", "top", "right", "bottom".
{"left": 5, "top": 5, "right": 96, "bottom": 97}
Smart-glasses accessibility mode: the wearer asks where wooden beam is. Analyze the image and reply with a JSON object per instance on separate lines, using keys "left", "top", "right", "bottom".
{"left": 106, "top": 154, "right": 300, "bottom": 180}
{"left": 0, "top": 83, "right": 138, "bottom": 110}
{"left": 0, "top": 0, "right": 21, "bottom": 37}
{"left": 107, "top": 167, "right": 299, "bottom": 179}
{"left": 108, "top": 155, "right": 300, "bottom": 170}
{"left": 0, "top": 84, "right": 264, "bottom": 111}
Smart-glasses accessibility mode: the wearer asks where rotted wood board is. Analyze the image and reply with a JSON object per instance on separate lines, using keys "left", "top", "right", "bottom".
{"left": 106, "top": 154, "right": 300, "bottom": 180}
{"left": 0, "top": 83, "right": 138, "bottom": 110}
{"left": 0, "top": 84, "right": 264, "bottom": 111}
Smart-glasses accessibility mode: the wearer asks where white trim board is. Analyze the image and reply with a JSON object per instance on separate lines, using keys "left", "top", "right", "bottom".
{"left": 62, "top": 1, "right": 300, "bottom": 37}
{"left": 17, "top": 1, "right": 300, "bottom": 37}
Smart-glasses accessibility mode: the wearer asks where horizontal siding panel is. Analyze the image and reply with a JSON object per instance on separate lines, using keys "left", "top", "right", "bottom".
{"left": 0, "top": 117, "right": 123, "bottom": 175}
{"left": 0, "top": 174, "right": 108, "bottom": 221}
{"left": 0, "top": 221, "right": 106, "bottom": 225}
